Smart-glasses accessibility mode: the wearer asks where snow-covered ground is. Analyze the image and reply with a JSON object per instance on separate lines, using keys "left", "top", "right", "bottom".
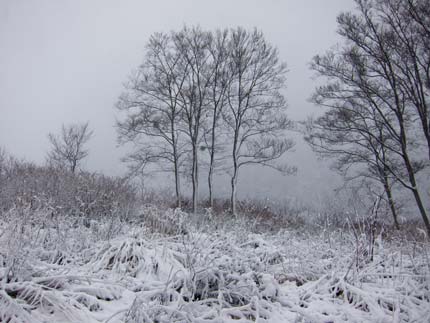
{"left": 0, "top": 206, "right": 429, "bottom": 322}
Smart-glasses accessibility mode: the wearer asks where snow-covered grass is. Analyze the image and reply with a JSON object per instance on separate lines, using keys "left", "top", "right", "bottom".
{"left": 0, "top": 205, "right": 429, "bottom": 322}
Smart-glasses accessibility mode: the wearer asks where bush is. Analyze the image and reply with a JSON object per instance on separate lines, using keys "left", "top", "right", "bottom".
{"left": 0, "top": 154, "right": 137, "bottom": 220}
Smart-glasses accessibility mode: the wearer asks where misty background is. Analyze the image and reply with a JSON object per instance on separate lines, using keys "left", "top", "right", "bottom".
{"left": 0, "top": 0, "right": 357, "bottom": 204}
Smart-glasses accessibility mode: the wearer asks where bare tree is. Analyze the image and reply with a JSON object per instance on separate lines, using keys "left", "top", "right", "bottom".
{"left": 173, "top": 26, "right": 213, "bottom": 214}
{"left": 308, "top": 0, "right": 430, "bottom": 234}
{"left": 203, "top": 29, "right": 230, "bottom": 208}
{"left": 47, "top": 122, "right": 93, "bottom": 173}
{"left": 116, "top": 32, "right": 188, "bottom": 208}
{"left": 224, "top": 28, "right": 295, "bottom": 215}
{"left": 372, "top": 0, "right": 430, "bottom": 161}
{"left": 305, "top": 88, "right": 403, "bottom": 228}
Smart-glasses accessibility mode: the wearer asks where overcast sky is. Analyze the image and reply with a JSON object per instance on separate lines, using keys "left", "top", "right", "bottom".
{"left": 0, "top": 0, "right": 356, "bottom": 203}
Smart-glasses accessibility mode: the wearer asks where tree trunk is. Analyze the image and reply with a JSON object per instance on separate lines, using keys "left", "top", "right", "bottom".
{"left": 383, "top": 174, "right": 399, "bottom": 230}
{"left": 230, "top": 170, "right": 238, "bottom": 216}
{"left": 192, "top": 144, "right": 199, "bottom": 214}
{"left": 399, "top": 126, "right": 430, "bottom": 236}
{"left": 71, "top": 160, "right": 76, "bottom": 174}
{"left": 171, "top": 118, "right": 181, "bottom": 208}
{"left": 174, "top": 157, "right": 181, "bottom": 208}
{"left": 208, "top": 112, "right": 217, "bottom": 208}
{"left": 208, "top": 164, "right": 214, "bottom": 208}
{"left": 411, "top": 186, "right": 430, "bottom": 236}
{"left": 230, "top": 123, "right": 240, "bottom": 216}
{"left": 230, "top": 140, "right": 239, "bottom": 216}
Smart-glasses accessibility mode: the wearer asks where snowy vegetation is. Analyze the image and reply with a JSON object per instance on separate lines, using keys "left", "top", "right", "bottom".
{"left": 0, "top": 148, "right": 429, "bottom": 322}
{"left": 0, "top": 196, "right": 429, "bottom": 322}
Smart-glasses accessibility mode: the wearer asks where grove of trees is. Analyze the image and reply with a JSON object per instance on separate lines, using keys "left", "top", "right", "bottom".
{"left": 116, "top": 26, "right": 295, "bottom": 215}
{"left": 306, "top": 0, "right": 430, "bottom": 234}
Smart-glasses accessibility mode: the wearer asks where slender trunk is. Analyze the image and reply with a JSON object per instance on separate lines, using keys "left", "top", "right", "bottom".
{"left": 195, "top": 153, "right": 199, "bottom": 214}
{"left": 230, "top": 169, "right": 238, "bottom": 216}
{"left": 192, "top": 142, "right": 198, "bottom": 214}
{"left": 425, "top": 125, "right": 430, "bottom": 161}
{"left": 208, "top": 109, "right": 217, "bottom": 208}
{"left": 369, "top": 197, "right": 380, "bottom": 262}
{"left": 399, "top": 124, "right": 430, "bottom": 235}
{"left": 230, "top": 128, "right": 239, "bottom": 216}
{"left": 382, "top": 173, "right": 399, "bottom": 230}
{"left": 208, "top": 164, "right": 214, "bottom": 208}
{"left": 426, "top": 128, "right": 430, "bottom": 160}
{"left": 230, "top": 69, "right": 242, "bottom": 216}
{"left": 419, "top": 103, "right": 430, "bottom": 161}
{"left": 71, "top": 161, "right": 76, "bottom": 174}
{"left": 411, "top": 186, "right": 430, "bottom": 235}
{"left": 171, "top": 119, "right": 181, "bottom": 208}
{"left": 427, "top": 133, "right": 430, "bottom": 162}
{"left": 404, "top": 156, "right": 430, "bottom": 235}
{"left": 173, "top": 156, "right": 181, "bottom": 208}
{"left": 379, "top": 134, "right": 399, "bottom": 229}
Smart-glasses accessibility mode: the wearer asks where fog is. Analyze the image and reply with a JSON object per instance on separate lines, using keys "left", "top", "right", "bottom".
{"left": 0, "top": 0, "right": 356, "bottom": 203}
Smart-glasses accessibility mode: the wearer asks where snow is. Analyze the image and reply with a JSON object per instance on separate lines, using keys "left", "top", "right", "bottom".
{"left": 0, "top": 206, "right": 429, "bottom": 322}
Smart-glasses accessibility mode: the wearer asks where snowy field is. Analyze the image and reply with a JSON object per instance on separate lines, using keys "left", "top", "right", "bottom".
{"left": 0, "top": 206, "right": 429, "bottom": 323}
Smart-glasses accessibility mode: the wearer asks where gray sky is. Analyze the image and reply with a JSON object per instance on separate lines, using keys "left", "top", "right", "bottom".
{"left": 0, "top": 0, "right": 356, "bottom": 203}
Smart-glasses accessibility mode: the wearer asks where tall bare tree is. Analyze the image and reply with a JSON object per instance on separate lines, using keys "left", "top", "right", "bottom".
{"left": 308, "top": 0, "right": 430, "bottom": 234}
{"left": 224, "top": 28, "right": 295, "bottom": 215}
{"left": 47, "top": 122, "right": 93, "bottom": 173}
{"left": 373, "top": 0, "right": 430, "bottom": 161}
{"left": 305, "top": 82, "right": 403, "bottom": 228}
{"left": 203, "top": 29, "right": 230, "bottom": 208}
{"left": 173, "top": 26, "right": 213, "bottom": 214}
{"left": 117, "top": 32, "right": 188, "bottom": 208}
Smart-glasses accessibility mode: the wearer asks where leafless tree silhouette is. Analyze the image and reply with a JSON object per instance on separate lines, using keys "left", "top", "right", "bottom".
{"left": 47, "top": 122, "right": 93, "bottom": 173}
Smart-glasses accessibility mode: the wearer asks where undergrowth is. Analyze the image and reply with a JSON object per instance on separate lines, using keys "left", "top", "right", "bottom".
{"left": 0, "top": 203, "right": 429, "bottom": 322}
